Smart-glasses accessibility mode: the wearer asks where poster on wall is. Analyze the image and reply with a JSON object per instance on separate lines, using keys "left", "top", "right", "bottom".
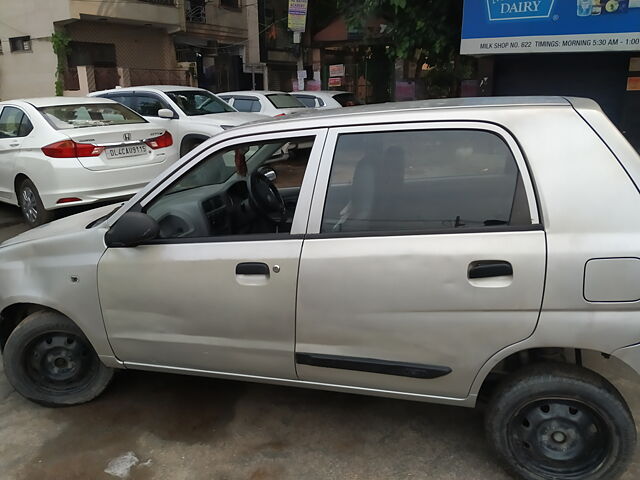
{"left": 288, "top": 0, "right": 308, "bottom": 32}
{"left": 461, "top": 0, "right": 640, "bottom": 54}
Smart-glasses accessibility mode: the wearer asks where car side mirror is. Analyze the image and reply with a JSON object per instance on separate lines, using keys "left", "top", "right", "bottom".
{"left": 105, "top": 212, "right": 159, "bottom": 247}
{"left": 158, "top": 108, "right": 174, "bottom": 119}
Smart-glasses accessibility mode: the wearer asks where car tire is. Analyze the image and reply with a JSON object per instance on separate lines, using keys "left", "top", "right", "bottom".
{"left": 17, "top": 178, "right": 55, "bottom": 227}
{"left": 3, "top": 311, "right": 114, "bottom": 407}
{"left": 485, "top": 363, "right": 636, "bottom": 480}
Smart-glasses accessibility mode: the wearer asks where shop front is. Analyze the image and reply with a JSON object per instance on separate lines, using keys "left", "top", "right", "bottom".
{"left": 461, "top": 0, "right": 640, "bottom": 150}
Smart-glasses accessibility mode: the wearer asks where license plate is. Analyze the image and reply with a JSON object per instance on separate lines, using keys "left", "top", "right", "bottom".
{"left": 106, "top": 144, "right": 148, "bottom": 159}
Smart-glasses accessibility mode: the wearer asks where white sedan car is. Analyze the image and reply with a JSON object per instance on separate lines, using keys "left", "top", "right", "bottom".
{"left": 291, "top": 90, "right": 362, "bottom": 109}
{"left": 0, "top": 97, "right": 178, "bottom": 226}
{"left": 90, "top": 86, "right": 266, "bottom": 156}
{"left": 219, "top": 91, "right": 307, "bottom": 117}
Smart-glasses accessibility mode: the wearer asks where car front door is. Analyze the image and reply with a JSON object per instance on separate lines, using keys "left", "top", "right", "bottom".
{"left": 296, "top": 122, "right": 547, "bottom": 400}
{"left": 97, "top": 128, "right": 327, "bottom": 379}
{"left": 0, "top": 106, "right": 32, "bottom": 203}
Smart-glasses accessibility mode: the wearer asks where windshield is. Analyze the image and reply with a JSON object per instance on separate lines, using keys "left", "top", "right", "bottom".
{"left": 266, "top": 94, "right": 305, "bottom": 109}
{"left": 165, "top": 142, "right": 293, "bottom": 195}
{"left": 39, "top": 104, "right": 146, "bottom": 129}
{"left": 167, "top": 90, "right": 236, "bottom": 116}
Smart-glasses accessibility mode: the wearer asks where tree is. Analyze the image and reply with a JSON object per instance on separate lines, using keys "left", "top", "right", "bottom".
{"left": 337, "top": 0, "right": 473, "bottom": 98}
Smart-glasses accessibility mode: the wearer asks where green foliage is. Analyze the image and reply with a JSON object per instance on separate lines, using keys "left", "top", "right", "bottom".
{"left": 51, "top": 31, "right": 71, "bottom": 96}
{"left": 337, "top": 0, "right": 473, "bottom": 98}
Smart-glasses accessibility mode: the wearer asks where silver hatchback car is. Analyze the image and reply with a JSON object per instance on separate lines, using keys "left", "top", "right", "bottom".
{"left": 1, "top": 97, "right": 639, "bottom": 480}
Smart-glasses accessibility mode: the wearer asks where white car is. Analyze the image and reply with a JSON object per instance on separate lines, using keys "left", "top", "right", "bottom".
{"left": 219, "top": 91, "right": 307, "bottom": 117}
{"left": 90, "top": 86, "right": 266, "bottom": 156}
{"left": 0, "top": 97, "right": 178, "bottom": 226}
{"left": 291, "top": 90, "right": 362, "bottom": 109}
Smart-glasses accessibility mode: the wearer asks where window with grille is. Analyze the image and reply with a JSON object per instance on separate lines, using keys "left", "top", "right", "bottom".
{"left": 9, "top": 36, "right": 31, "bottom": 53}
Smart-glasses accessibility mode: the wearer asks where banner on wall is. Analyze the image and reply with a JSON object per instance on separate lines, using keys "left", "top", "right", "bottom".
{"left": 288, "top": 0, "right": 308, "bottom": 32}
{"left": 461, "top": 0, "right": 640, "bottom": 54}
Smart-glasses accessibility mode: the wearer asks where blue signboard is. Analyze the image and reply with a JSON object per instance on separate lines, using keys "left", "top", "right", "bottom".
{"left": 461, "top": 0, "right": 640, "bottom": 54}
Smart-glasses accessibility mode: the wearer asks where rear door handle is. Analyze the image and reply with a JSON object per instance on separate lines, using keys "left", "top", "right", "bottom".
{"left": 9, "top": 143, "right": 20, "bottom": 147}
{"left": 236, "top": 262, "right": 270, "bottom": 275}
{"left": 468, "top": 261, "right": 513, "bottom": 279}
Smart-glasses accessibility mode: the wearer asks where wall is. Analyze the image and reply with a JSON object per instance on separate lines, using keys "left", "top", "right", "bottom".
{"left": 69, "top": 0, "right": 184, "bottom": 33}
{"left": 206, "top": 1, "right": 246, "bottom": 33}
{"left": 0, "top": 0, "right": 72, "bottom": 99}
{"left": 65, "top": 21, "right": 178, "bottom": 70}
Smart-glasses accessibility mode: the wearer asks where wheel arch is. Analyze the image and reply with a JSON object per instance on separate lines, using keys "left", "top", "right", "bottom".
{"left": 1, "top": 303, "right": 64, "bottom": 351}
{"left": 473, "top": 345, "right": 639, "bottom": 406}
{"left": 13, "top": 173, "right": 29, "bottom": 198}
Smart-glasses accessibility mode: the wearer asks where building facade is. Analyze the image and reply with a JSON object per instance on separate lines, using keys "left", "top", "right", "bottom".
{"left": 461, "top": 0, "right": 640, "bottom": 151}
{"left": 0, "top": 0, "right": 264, "bottom": 100}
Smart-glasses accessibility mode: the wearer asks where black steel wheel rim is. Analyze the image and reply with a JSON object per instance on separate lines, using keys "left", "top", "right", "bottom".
{"left": 23, "top": 332, "right": 98, "bottom": 393}
{"left": 508, "top": 398, "right": 613, "bottom": 478}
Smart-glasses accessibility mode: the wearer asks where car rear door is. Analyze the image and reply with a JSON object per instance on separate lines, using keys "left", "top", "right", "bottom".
{"left": 0, "top": 106, "right": 33, "bottom": 203}
{"left": 295, "top": 122, "right": 547, "bottom": 400}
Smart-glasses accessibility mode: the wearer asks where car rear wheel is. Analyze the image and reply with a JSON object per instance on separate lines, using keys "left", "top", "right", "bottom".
{"left": 17, "top": 178, "right": 55, "bottom": 227}
{"left": 485, "top": 363, "right": 636, "bottom": 480}
{"left": 3, "top": 311, "right": 114, "bottom": 407}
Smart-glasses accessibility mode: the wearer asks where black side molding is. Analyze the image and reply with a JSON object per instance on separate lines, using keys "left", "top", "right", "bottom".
{"left": 296, "top": 353, "right": 452, "bottom": 379}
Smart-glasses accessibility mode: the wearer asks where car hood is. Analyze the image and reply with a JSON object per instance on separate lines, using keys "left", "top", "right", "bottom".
{"left": 1, "top": 204, "right": 118, "bottom": 248}
{"left": 190, "top": 112, "right": 268, "bottom": 126}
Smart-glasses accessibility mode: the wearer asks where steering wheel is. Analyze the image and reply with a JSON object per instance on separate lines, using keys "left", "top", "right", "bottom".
{"left": 248, "top": 170, "right": 287, "bottom": 224}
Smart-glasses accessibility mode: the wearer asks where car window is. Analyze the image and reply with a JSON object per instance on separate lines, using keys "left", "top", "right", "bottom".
{"left": 166, "top": 90, "right": 235, "bottom": 116}
{"left": 145, "top": 135, "right": 316, "bottom": 240}
{"left": 18, "top": 114, "right": 33, "bottom": 137}
{"left": 321, "top": 129, "right": 529, "bottom": 234}
{"left": 133, "top": 95, "right": 168, "bottom": 117}
{"left": 333, "top": 93, "right": 361, "bottom": 107}
{"left": 295, "top": 96, "right": 317, "bottom": 108}
{"left": 266, "top": 94, "right": 305, "bottom": 109}
{"left": 38, "top": 103, "right": 146, "bottom": 129}
{"left": 233, "top": 98, "right": 261, "bottom": 112}
{"left": 0, "top": 107, "right": 29, "bottom": 138}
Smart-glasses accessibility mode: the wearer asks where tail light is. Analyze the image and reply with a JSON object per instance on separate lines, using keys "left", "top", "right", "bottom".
{"left": 42, "top": 140, "right": 104, "bottom": 158}
{"left": 274, "top": 113, "right": 286, "bottom": 117}
{"left": 145, "top": 131, "right": 173, "bottom": 150}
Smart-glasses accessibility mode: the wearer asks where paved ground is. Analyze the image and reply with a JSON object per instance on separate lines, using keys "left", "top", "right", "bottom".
{"left": 1, "top": 208, "right": 640, "bottom": 480}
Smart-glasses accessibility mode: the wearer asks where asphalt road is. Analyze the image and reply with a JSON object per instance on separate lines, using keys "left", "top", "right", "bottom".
{"left": 0, "top": 208, "right": 640, "bottom": 480}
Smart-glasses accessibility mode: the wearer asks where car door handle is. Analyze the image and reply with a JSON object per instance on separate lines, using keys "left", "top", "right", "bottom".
{"left": 468, "top": 261, "right": 513, "bottom": 279}
{"left": 9, "top": 143, "right": 19, "bottom": 147}
{"left": 236, "top": 262, "right": 270, "bottom": 275}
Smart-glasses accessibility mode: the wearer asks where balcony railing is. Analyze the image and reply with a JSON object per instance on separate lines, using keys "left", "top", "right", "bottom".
{"left": 138, "top": 0, "right": 176, "bottom": 6}
{"left": 186, "top": 6, "right": 206, "bottom": 23}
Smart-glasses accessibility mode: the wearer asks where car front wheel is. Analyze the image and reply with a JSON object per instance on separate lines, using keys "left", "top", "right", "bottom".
{"left": 3, "top": 311, "right": 114, "bottom": 406}
{"left": 17, "top": 178, "right": 55, "bottom": 227}
{"left": 485, "top": 363, "right": 636, "bottom": 480}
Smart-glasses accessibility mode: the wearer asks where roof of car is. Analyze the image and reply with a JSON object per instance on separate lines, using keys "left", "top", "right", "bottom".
{"left": 5, "top": 97, "right": 117, "bottom": 108}
{"left": 254, "top": 96, "right": 570, "bottom": 124}
{"left": 292, "top": 90, "right": 350, "bottom": 96}
{"left": 91, "top": 85, "right": 211, "bottom": 95}
{"left": 219, "top": 91, "right": 292, "bottom": 97}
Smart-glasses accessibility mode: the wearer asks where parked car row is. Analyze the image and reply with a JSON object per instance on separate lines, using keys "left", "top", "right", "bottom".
{"left": 0, "top": 87, "right": 362, "bottom": 226}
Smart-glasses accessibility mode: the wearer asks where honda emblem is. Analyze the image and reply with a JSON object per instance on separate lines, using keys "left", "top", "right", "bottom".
{"left": 123, "top": 133, "right": 131, "bottom": 141}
